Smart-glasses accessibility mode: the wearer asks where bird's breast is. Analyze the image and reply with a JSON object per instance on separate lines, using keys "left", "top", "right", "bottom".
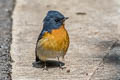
{"left": 37, "top": 25, "right": 69, "bottom": 60}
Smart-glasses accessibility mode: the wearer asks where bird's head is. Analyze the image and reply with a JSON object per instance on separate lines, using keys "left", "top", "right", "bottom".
{"left": 43, "top": 10, "right": 68, "bottom": 32}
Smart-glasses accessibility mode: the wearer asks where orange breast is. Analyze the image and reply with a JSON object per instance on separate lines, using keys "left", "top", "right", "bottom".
{"left": 51, "top": 24, "right": 69, "bottom": 52}
{"left": 39, "top": 24, "right": 69, "bottom": 54}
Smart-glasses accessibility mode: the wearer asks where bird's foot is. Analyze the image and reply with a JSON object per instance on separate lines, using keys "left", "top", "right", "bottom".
{"left": 43, "top": 66, "right": 48, "bottom": 71}
{"left": 59, "top": 66, "right": 66, "bottom": 70}
{"left": 32, "top": 61, "right": 43, "bottom": 68}
{"left": 59, "top": 63, "right": 66, "bottom": 70}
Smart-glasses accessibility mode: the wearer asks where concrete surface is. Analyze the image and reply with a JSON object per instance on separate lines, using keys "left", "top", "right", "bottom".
{"left": 0, "top": 0, "right": 15, "bottom": 80}
{"left": 11, "top": 0, "right": 120, "bottom": 80}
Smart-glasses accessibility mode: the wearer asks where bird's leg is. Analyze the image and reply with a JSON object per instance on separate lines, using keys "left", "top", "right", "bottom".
{"left": 57, "top": 57, "right": 64, "bottom": 69}
{"left": 57, "top": 57, "right": 61, "bottom": 67}
{"left": 62, "top": 56, "right": 67, "bottom": 69}
{"left": 62, "top": 56, "right": 65, "bottom": 62}
{"left": 43, "top": 61, "right": 48, "bottom": 70}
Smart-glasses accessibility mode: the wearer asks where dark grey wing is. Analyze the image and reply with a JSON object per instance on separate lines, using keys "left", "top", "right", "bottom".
{"left": 35, "top": 32, "right": 43, "bottom": 62}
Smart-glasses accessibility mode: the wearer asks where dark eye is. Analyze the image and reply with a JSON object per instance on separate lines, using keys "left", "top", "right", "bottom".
{"left": 55, "top": 19, "right": 60, "bottom": 22}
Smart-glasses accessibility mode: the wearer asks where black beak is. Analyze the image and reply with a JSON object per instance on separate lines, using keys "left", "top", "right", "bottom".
{"left": 64, "top": 17, "right": 69, "bottom": 20}
{"left": 62, "top": 17, "right": 69, "bottom": 22}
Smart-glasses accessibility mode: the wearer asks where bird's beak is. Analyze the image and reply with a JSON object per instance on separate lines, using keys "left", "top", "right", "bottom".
{"left": 64, "top": 17, "right": 69, "bottom": 20}
{"left": 62, "top": 17, "right": 69, "bottom": 22}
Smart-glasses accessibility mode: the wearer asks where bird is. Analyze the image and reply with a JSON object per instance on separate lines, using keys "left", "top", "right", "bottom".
{"left": 35, "top": 10, "right": 69, "bottom": 70}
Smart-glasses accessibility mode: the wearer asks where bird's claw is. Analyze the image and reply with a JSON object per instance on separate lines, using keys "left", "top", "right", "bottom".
{"left": 43, "top": 66, "right": 48, "bottom": 71}
{"left": 59, "top": 66, "right": 66, "bottom": 70}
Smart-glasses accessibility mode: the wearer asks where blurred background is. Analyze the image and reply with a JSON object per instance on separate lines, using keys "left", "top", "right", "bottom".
{"left": 1, "top": 0, "right": 120, "bottom": 80}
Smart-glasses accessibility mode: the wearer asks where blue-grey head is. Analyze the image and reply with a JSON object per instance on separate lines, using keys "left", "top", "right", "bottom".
{"left": 42, "top": 10, "right": 68, "bottom": 33}
{"left": 37, "top": 10, "right": 68, "bottom": 41}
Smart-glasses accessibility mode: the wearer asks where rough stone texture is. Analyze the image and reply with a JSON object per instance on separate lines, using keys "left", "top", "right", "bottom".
{"left": 11, "top": 0, "right": 120, "bottom": 80}
{"left": 0, "top": 0, "right": 15, "bottom": 80}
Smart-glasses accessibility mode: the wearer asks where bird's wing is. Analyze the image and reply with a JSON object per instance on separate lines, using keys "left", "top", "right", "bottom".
{"left": 37, "top": 34, "right": 57, "bottom": 51}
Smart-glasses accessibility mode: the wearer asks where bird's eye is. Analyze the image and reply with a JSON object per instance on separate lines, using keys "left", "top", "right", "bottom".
{"left": 55, "top": 19, "right": 60, "bottom": 22}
